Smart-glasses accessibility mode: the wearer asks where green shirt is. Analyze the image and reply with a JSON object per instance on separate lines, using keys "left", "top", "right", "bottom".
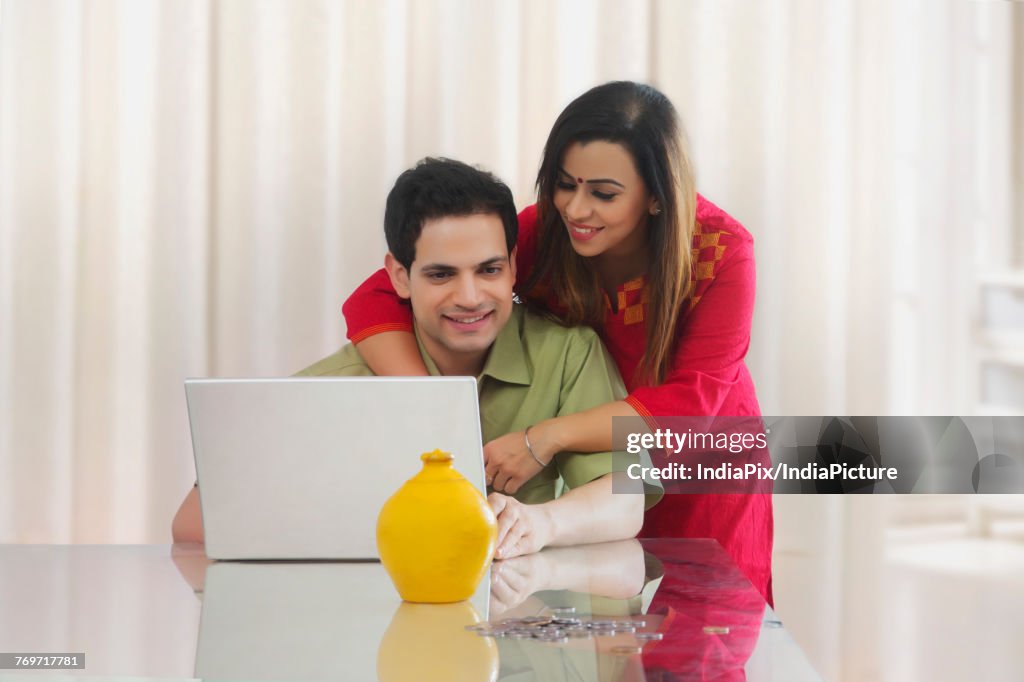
{"left": 297, "top": 305, "right": 661, "bottom": 507}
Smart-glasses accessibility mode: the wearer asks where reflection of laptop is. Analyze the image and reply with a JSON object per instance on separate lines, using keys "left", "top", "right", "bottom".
{"left": 185, "top": 377, "right": 485, "bottom": 560}
{"left": 194, "top": 561, "right": 490, "bottom": 680}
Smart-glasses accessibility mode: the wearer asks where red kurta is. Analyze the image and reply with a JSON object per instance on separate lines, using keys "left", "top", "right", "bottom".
{"left": 342, "top": 196, "right": 773, "bottom": 604}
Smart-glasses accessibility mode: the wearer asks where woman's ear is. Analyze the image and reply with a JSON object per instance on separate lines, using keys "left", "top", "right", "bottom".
{"left": 648, "top": 198, "right": 662, "bottom": 216}
{"left": 384, "top": 252, "right": 412, "bottom": 299}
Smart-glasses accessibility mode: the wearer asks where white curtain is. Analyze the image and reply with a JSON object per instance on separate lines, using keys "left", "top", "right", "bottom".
{"left": 2, "top": 0, "right": 1016, "bottom": 526}
{"left": 2, "top": 1, "right": 1021, "bottom": 679}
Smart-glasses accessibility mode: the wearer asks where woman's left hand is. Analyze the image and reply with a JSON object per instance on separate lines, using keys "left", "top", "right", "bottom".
{"left": 483, "top": 430, "right": 548, "bottom": 495}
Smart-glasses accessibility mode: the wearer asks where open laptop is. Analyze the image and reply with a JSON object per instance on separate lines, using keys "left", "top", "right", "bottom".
{"left": 184, "top": 376, "right": 486, "bottom": 560}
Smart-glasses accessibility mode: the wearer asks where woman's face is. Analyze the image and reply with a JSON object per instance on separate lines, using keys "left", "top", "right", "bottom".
{"left": 552, "top": 140, "right": 657, "bottom": 261}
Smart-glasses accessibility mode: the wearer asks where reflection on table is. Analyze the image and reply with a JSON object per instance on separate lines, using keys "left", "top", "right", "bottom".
{"left": 0, "top": 540, "right": 820, "bottom": 681}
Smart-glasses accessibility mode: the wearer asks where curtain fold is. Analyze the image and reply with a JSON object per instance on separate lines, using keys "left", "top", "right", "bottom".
{"left": 0, "top": 0, "right": 1015, "bottom": 546}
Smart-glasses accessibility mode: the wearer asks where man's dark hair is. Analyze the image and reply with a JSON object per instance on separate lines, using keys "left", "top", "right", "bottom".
{"left": 384, "top": 158, "right": 518, "bottom": 270}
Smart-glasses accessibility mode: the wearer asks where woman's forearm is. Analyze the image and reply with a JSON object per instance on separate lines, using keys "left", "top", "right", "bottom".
{"left": 353, "top": 331, "right": 429, "bottom": 376}
{"left": 531, "top": 400, "right": 647, "bottom": 460}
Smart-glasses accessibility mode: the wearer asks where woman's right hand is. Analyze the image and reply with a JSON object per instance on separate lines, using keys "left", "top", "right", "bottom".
{"left": 484, "top": 426, "right": 558, "bottom": 494}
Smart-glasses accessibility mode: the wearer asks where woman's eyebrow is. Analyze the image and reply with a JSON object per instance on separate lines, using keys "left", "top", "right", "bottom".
{"left": 557, "top": 167, "right": 625, "bottom": 188}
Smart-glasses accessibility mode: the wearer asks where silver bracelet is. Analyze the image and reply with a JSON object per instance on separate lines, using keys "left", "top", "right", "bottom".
{"left": 524, "top": 426, "right": 545, "bottom": 467}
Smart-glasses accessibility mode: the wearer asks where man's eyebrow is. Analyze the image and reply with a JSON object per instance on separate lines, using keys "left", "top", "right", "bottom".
{"left": 418, "top": 255, "right": 507, "bottom": 271}
{"left": 418, "top": 263, "right": 456, "bottom": 272}
{"left": 557, "top": 167, "right": 625, "bottom": 189}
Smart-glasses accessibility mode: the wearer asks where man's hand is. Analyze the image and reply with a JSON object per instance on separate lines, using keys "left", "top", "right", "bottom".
{"left": 488, "top": 492, "right": 553, "bottom": 559}
{"left": 489, "top": 540, "right": 646, "bottom": 618}
{"left": 489, "top": 551, "right": 553, "bottom": 617}
{"left": 483, "top": 431, "right": 546, "bottom": 494}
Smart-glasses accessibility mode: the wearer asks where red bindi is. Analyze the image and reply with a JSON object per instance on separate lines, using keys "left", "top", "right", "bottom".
{"left": 577, "top": 177, "right": 584, "bottom": 184}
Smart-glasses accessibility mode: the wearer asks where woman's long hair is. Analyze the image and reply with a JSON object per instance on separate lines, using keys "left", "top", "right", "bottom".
{"left": 524, "top": 81, "right": 696, "bottom": 387}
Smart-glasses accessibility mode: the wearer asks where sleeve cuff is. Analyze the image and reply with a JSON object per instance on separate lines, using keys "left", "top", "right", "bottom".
{"left": 625, "top": 394, "right": 660, "bottom": 432}
{"left": 348, "top": 322, "right": 415, "bottom": 344}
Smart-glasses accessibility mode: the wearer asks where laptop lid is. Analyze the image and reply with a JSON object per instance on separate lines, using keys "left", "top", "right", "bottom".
{"left": 185, "top": 376, "right": 485, "bottom": 560}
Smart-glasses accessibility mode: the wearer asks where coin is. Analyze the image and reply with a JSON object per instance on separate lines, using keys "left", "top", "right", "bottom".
{"left": 703, "top": 626, "right": 730, "bottom": 635}
{"left": 536, "top": 629, "right": 563, "bottom": 638}
{"left": 549, "top": 606, "right": 577, "bottom": 614}
{"left": 610, "top": 645, "right": 643, "bottom": 656}
{"left": 635, "top": 632, "right": 664, "bottom": 641}
{"left": 521, "top": 616, "right": 554, "bottom": 626}
{"left": 540, "top": 636, "right": 569, "bottom": 644}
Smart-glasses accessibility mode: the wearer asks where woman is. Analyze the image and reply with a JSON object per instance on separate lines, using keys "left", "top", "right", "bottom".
{"left": 343, "top": 81, "right": 773, "bottom": 604}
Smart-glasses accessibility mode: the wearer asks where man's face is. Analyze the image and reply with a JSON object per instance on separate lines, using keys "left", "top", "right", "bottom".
{"left": 387, "top": 213, "right": 516, "bottom": 375}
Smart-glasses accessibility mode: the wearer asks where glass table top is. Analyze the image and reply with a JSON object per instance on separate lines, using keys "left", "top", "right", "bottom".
{"left": 0, "top": 540, "right": 820, "bottom": 681}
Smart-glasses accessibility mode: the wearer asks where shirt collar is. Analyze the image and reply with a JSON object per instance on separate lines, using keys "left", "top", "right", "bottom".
{"left": 414, "top": 305, "right": 532, "bottom": 386}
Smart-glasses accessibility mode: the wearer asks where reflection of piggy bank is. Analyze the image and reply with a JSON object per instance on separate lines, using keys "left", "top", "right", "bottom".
{"left": 376, "top": 449, "right": 497, "bottom": 603}
{"left": 377, "top": 601, "right": 498, "bottom": 682}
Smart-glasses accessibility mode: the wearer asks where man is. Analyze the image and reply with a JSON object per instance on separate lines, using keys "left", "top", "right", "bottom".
{"left": 173, "top": 158, "right": 655, "bottom": 557}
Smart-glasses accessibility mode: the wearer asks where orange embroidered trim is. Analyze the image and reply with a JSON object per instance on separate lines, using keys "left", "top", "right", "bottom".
{"left": 624, "top": 304, "right": 644, "bottom": 325}
{"left": 625, "top": 395, "right": 660, "bottom": 432}
{"left": 694, "top": 261, "right": 715, "bottom": 280}
{"left": 698, "top": 231, "right": 720, "bottom": 248}
{"left": 606, "top": 277, "right": 648, "bottom": 325}
{"left": 691, "top": 222, "right": 730, "bottom": 282}
{"left": 624, "top": 283, "right": 648, "bottom": 325}
{"left": 349, "top": 322, "right": 414, "bottom": 344}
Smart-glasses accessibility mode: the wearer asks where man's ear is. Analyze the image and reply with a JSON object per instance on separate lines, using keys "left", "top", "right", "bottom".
{"left": 509, "top": 246, "right": 517, "bottom": 282}
{"left": 384, "top": 252, "right": 412, "bottom": 300}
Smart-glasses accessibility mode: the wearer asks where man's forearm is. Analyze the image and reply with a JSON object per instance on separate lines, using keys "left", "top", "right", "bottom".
{"left": 535, "top": 541, "right": 647, "bottom": 597}
{"left": 172, "top": 487, "right": 205, "bottom": 544}
{"left": 540, "top": 474, "right": 643, "bottom": 547}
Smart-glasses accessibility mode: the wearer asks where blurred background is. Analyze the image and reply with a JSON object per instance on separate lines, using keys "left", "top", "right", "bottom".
{"left": 1, "top": 1, "right": 1022, "bottom": 680}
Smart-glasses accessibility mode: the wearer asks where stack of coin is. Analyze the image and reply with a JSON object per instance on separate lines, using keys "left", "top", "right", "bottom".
{"left": 466, "top": 614, "right": 663, "bottom": 646}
